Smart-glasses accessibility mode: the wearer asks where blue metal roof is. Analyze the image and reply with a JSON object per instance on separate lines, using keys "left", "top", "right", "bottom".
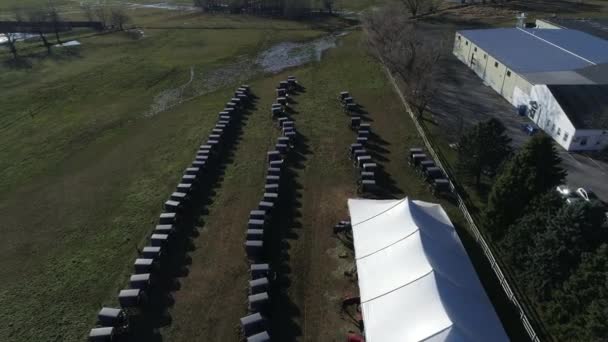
{"left": 458, "top": 28, "right": 608, "bottom": 74}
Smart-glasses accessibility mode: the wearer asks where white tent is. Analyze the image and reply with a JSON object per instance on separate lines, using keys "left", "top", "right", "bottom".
{"left": 347, "top": 198, "right": 509, "bottom": 342}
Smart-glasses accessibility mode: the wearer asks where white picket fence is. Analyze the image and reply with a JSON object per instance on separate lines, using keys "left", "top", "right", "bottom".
{"left": 385, "top": 68, "right": 542, "bottom": 342}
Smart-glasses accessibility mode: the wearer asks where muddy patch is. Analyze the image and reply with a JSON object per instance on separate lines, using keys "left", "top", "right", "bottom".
{"left": 256, "top": 32, "right": 346, "bottom": 73}
{"left": 146, "top": 32, "right": 347, "bottom": 117}
{"left": 146, "top": 59, "right": 256, "bottom": 117}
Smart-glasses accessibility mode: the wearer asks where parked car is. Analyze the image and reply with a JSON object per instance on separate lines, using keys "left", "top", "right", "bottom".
{"left": 556, "top": 185, "right": 571, "bottom": 197}
{"left": 556, "top": 185, "right": 583, "bottom": 205}
{"left": 575, "top": 187, "right": 599, "bottom": 202}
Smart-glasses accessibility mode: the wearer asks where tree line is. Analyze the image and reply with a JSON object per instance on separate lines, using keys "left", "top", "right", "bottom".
{"left": 456, "top": 120, "right": 608, "bottom": 340}
{"left": 2, "top": 1, "right": 131, "bottom": 61}
{"left": 192, "top": 0, "right": 336, "bottom": 17}
{"left": 363, "top": 2, "right": 445, "bottom": 120}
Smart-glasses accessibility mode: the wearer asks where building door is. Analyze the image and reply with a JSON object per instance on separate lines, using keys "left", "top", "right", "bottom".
{"left": 500, "top": 70, "right": 516, "bottom": 103}
{"left": 469, "top": 52, "right": 484, "bottom": 78}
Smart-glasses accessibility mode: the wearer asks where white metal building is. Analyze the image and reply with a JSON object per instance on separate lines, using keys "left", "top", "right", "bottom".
{"left": 453, "top": 27, "right": 608, "bottom": 151}
{"left": 536, "top": 17, "right": 608, "bottom": 41}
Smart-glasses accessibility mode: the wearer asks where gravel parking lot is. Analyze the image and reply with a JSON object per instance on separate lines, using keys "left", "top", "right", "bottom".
{"left": 429, "top": 38, "right": 608, "bottom": 202}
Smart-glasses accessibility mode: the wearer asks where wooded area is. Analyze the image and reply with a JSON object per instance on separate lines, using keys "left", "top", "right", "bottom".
{"left": 192, "top": 0, "right": 336, "bottom": 17}
{"left": 457, "top": 123, "right": 608, "bottom": 340}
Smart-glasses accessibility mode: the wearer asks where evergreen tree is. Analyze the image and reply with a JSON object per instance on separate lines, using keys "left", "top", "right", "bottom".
{"left": 500, "top": 191, "right": 564, "bottom": 269}
{"left": 523, "top": 201, "right": 607, "bottom": 300}
{"left": 457, "top": 118, "right": 512, "bottom": 187}
{"left": 483, "top": 135, "right": 566, "bottom": 240}
{"left": 545, "top": 244, "right": 608, "bottom": 341}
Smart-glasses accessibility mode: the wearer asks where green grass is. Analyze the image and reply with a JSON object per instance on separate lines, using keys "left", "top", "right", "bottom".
{"left": 0, "top": 9, "right": 343, "bottom": 342}
{"left": 159, "top": 28, "right": 529, "bottom": 341}
{"left": 0, "top": 1, "right": 540, "bottom": 341}
{"left": 157, "top": 29, "right": 442, "bottom": 341}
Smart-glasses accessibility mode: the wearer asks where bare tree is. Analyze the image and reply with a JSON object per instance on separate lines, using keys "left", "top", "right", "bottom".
{"left": 283, "top": 0, "right": 309, "bottom": 18}
{"left": 399, "top": 0, "right": 435, "bottom": 18}
{"left": 26, "top": 7, "right": 52, "bottom": 54}
{"left": 2, "top": 32, "right": 19, "bottom": 59}
{"left": 193, "top": 0, "right": 209, "bottom": 12}
{"left": 193, "top": 0, "right": 223, "bottom": 12}
{"left": 81, "top": 3, "right": 95, "bottom": 22}
{"left": 364, "top": 3, "right": 444, "bottom": 118}
{"left": 110, "top": 6, "right": 131, "bottom": 30}
{"left": 2, "top": 9, "right": 22, "bottom": 60}
{"left": 322, "top": 0, "right": 335, "bottom": 14}
{"left": 94, "top": 3, "right": 110, "bottom": 30}
{"left": 46, "top": 0, "right": 63, "bottom": 44}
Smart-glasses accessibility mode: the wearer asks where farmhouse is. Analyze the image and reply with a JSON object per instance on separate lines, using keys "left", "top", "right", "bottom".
{"left": 453, "top": 27, "right": 608, "bottom": 151}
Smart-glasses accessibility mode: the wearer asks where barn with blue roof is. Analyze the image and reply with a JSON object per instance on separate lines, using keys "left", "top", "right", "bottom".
{"left": 453, "top": 27, "right": 608, "bottom": 151}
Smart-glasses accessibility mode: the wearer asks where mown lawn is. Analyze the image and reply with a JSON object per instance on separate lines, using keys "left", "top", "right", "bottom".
{"left": 161, "top": 28, "right": 529, "bottom": 341}
{"left": 0, "top": 9, "right": 341, "bottom": 342}
{"left": 160, "top": 29, "right": 435, "bottom": 341}
{"left": 0, "top": 1, "right": 536, "bottom": 341}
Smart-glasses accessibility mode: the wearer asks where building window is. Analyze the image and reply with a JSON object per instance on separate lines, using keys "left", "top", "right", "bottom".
{"left": 458, "top": 35, "right": 461, "bottom": 40}
{"left": 474, "top": 47, "right": 477, "bottom": 52}
{"left": 483, "top": 54, "right": 487, "bottom": 59}
{"left": 494, "top": 62, "right": 499, "bottom": 68}
{"left": 551, "top": 123, "right": 556, "bottom": 132}
{"left": 507, "top": 71, "right": 511, "bottom": 77}
{"left": 465, "top": 41, "right": 468, "bottom": 45}
{"left": 580, "top": 137, "right": 588, "bottom": 146}
{"left": 563, "top": 133, "right": 569, "bottom": 142}
{"left": 557, "top": 128, "right": 561, "bottom": 136}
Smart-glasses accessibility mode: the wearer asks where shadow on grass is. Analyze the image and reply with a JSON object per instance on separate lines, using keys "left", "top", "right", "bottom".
{"left": 2, "top": 45, "right": 84, "bottom": 69}
{"left": 353, "top": 102, "right": 403, "bottom": 199}
{"left": 122, "top": 94, "right": 259, "bottom": 342}
{"left": 265, "top": 84, "right": 310, "bottom": 341}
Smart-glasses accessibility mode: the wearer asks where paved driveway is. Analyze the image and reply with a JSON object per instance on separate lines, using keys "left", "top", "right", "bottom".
{"left": 428, "top": 43, "right": 608, "bottom": 202}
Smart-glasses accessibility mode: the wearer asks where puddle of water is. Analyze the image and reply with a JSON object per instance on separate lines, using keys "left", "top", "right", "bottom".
{"left": 0, "top": 33, "right": 39, "bottom": 44}
{"left": 256, "top": 33, "right": 345, "bottom": 73}
{"left": 146, "top": 32, "right": 347, "bottom": 116}
{"left": 126, "top": 2, "right": 197, "bottom": 11}
{"left": 55, "top": 40, "right": 81, "bottom": 47}
{"left": 146, "top": 59, "right": 256, "bottom": 117}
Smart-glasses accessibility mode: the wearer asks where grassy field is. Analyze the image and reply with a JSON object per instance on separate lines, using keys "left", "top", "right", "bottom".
{"left": 159, "top": 30, "right": 447, "bottom": 341}
{"left": 0, "top": 7, "right": 346, "bottom": 341}
{"left": 157, "top": 25, "right": 533, "bottom": 341}
{"left": 0, "top": 1, "right": 544, "bottom": 341}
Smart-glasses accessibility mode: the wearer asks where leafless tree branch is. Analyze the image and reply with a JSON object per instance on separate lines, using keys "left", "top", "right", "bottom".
{"left": 363, "top": 3, "right": 445, "bottom": 118}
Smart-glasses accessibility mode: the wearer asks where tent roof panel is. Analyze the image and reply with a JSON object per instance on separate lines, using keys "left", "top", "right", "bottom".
{"left": 348, "top": 198, "right": 509, "bottom": 342}
{"left": 361, "top": 272, "right": 453, "bottom": 342}
{"left": 349, "top": 199, "right": 419, "bottom": 258}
